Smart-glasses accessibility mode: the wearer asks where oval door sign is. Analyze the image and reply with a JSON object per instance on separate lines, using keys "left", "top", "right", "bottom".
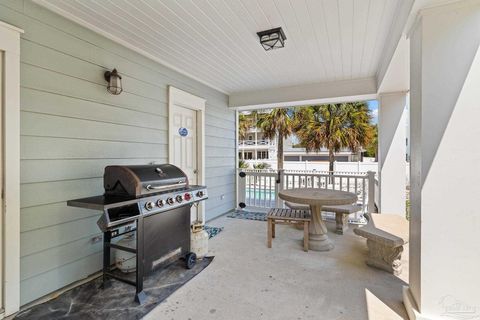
{"left": 178, "top": 127, "right": 188, "bottom": 137}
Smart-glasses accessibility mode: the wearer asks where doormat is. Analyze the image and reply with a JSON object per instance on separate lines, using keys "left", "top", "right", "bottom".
{"left": 16, "top": 257, "right": 213, "bottom": 320}
{"left": 227, "top": 209, "right": 267, "bottom": 221}
{"left": 204, "top": 225, "right": 224, "bottom": 239}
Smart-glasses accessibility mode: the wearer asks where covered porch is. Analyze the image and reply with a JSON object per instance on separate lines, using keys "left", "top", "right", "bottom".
{"left": 146, "top": 215, "right": 409, "bottom": 320}
{"left": 0, "top": 0, "right": 478, "bottom": 319}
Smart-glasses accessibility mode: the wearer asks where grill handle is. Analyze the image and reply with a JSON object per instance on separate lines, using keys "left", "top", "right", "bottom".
{"left": 145, "top": 181, "right": 187, "bottom": 191}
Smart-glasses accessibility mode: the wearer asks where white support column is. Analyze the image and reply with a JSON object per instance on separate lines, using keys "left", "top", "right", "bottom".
{"left": 378, "top": 92, "right": 407, "bottom": 215}
{"left": 405, "top": 2, "right": 480, "bottom": 319}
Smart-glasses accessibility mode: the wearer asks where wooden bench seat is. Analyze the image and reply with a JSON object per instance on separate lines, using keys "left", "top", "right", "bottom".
{"left": 267, "top": 208, "right": 311, "bottom": 252}
{"left": 353, "top": 213, "right": 409, "bottom": 275}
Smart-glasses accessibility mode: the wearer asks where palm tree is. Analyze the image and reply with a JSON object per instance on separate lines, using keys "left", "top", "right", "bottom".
{"left": 238, "top": 113, "right": 253, "bottom": 140}
{"left": 257, "top": 108, "right": 294, "bottom": 170}
{"left": 364, "top": 124, "right": 378, "bottom": 160}
{"left": 294, "top": 102, "right": 373, "bottom": 174}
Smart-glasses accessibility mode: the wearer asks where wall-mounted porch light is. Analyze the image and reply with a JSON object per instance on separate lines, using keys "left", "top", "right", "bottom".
{"left": 104, "top": 68, "right": 123, "bottom": 95}
{"left": 257, "top": 27, "right": 287, "bottom": 51}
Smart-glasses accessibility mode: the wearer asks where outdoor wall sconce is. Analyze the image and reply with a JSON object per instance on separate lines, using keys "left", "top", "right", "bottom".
{"left": 257, "top": 27, "right": 287, "bottom": 51}
{"left": 104, "top": 68, "right": 123, "bottom": 95}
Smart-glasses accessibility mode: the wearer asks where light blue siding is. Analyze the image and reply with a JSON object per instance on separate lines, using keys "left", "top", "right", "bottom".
{"left": 0, "top": 0, "right": 235, "bottom": 305}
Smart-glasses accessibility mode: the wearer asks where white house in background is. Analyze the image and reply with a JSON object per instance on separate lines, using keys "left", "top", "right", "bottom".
{"left": 238, "top": 124, "right": 277, "bottom": 161}
{"left": 283, "top": 137, "right": 362, "bottom": 162}
{"left": 238, "top": 113, "right": 361, "bottom": 163}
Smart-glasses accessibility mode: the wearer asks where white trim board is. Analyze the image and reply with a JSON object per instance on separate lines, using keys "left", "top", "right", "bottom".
{"left": 0, "top": 20, "right": 23, "bottom": 317}
{"left": 168, "top": 86, "right": 206, "bottom": 222}
{"left": 229, "top": 77, "right": 377, "bottom": 109}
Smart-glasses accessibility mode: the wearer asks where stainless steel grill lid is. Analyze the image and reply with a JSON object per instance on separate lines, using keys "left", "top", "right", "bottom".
{"left": 104, "top": 164, "right": 188, "bottom": 197}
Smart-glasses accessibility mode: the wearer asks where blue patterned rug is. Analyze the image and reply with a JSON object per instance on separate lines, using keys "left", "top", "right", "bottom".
{"left": 16, "top": 257, "right": 213, "bottom": 320}
{"left": 226, "top": 209, "right": 267, "bottom": 221}
{"left": 204, "top": 226, "right": 224, "bottom": 239}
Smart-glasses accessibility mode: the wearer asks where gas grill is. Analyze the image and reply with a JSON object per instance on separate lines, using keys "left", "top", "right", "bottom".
{"left": 67, "top": 164, "right": 208, "bottom": 304}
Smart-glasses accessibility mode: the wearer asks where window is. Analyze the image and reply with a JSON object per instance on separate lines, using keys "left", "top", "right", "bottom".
{"left": 257, "top": 151, "right": 269, "bottom": 159}
{"left": 245, "top": 152, "right": 253, "bottom": 160}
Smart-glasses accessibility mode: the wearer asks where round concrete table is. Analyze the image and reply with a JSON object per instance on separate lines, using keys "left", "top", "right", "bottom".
{"left": 278, "top": 188, "right": 357, "bottom": 251}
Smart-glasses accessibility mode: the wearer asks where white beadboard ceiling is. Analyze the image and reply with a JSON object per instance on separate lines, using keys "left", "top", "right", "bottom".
{"left": 36, "top": 0, "right": 405, "bottom": 94}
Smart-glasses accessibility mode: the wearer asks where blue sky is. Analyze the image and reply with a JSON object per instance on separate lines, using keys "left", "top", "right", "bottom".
{"left": 367, "top": 100, "right": 378, "bottom": 125}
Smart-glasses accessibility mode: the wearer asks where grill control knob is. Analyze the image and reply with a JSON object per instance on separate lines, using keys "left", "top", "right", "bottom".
{"left": 157, "top": 199, "right": 165, "bottom": 207}
{"left": 184, "top": 193, "right": 192, "bottom": 201}
{"left": 145, "top": 201, "right": 155, "bottom": 211}
{"left": 196, "top": 191, "right": 204, "bottom": 198}
{"left": 176, "top": 195, "right": 183, "bottom": 203}
{"left": 166, "top": 197, "right": 174, "bottom": 205}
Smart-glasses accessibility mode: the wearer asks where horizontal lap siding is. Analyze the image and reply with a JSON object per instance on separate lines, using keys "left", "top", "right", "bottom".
{"left": 0, "top": 0, "right": 235, "bottom": 305}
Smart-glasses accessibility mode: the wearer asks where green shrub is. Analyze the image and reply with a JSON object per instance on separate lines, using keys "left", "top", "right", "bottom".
{"left": 253, "top": 162, "right": 271, "bottom": 170}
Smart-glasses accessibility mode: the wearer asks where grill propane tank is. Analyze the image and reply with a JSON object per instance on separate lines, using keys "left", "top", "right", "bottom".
{"left": 191, "top": 221, "right": 208, "bottom": 259}
{"left": 115, "top": 233, "right": 136, "bottom": 273}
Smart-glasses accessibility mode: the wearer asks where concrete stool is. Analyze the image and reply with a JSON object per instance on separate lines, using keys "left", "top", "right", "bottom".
{"left": 286, "top": 201, "right": 362, "bottom": 235}
{"left": 322, "top": 204, "right": 363, "bottom": 234}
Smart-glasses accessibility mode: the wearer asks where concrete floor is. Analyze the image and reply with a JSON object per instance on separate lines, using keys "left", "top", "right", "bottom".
{"left": 145, "top": 216, "right": 409, "bottom": 320}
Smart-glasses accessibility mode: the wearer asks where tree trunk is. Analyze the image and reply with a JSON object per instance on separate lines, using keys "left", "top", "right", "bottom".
{"left": 328, "top": 149, "right": 335, "bottom": 183}
{"left": 277, "top": 133, "right": 284, "bottom": 170}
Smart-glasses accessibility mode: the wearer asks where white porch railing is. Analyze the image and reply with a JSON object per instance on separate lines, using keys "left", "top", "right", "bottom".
{"left": 237, "top": 169, "right": 376, "bottom": 224}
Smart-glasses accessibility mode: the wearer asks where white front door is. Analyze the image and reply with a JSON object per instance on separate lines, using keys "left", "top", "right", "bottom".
{"left": 171, "top": 104, "right": 198, "bottom": 221}
{"left": 171, "top": 105, "right": 197, "bottom": 185}
{"left": 168, "top": 86, "right": 206, "bottom": 224}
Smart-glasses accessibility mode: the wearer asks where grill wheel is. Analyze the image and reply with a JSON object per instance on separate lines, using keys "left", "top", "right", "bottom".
{"left": 185, "top": 252, "right": 197, "bottom": 269}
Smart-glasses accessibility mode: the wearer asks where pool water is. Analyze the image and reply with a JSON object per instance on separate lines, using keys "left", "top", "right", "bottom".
{"left": 245, "top": 188, "right": 276, "bottom": 200}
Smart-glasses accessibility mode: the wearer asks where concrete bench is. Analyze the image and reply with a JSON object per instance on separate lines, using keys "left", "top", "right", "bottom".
{"left": 267, "top": 208, "right": 311, "bottom": 252}
{"left": 353, "top": 213, "right": 409, "bottom": 275}
{"left": 285, "top": 201, "right": 362, "bottom": 235}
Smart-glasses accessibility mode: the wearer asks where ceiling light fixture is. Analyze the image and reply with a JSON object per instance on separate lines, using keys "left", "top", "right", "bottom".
{"left": 257, "top": 27, "right": 287, "bottom": 51}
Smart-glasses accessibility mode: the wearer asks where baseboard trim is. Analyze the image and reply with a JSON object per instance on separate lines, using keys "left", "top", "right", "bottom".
{"left": 403, "top": 286, "right": 434, "bottom": 320}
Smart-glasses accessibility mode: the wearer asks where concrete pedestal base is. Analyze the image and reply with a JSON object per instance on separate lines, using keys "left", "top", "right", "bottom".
{"left": 309, "top": 205, "right": 334, "bottom": 251}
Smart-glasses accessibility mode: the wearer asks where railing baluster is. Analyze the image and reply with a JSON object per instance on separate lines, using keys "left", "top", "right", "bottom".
{"left": 263, "top": 175, "right": 267, "bottom": 207}
{"left": 270, "top": 175, "right": 274, "bottom": 206}
{"left": 362, "top": 177, "right": 366, "bottom": 208}
{"left": 253, "top": 175, "right": 256, "bottom": 206}
{"left": 267, "top": 176, "right": 270, "bottom": 206}
{"left": 247, "top": 175, "right": 250, "bottom": 206}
